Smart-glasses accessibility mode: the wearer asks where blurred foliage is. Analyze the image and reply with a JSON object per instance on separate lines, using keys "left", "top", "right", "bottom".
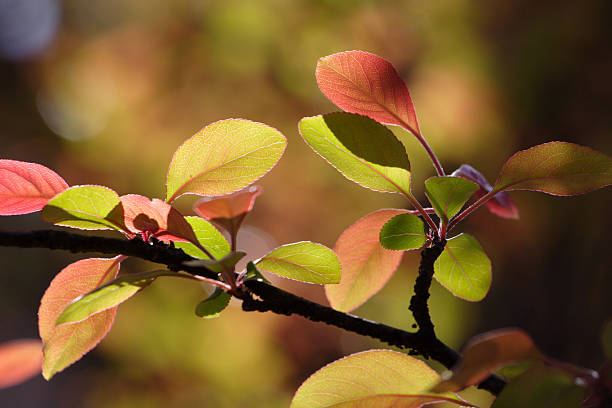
{"left": 1, "top": 0, "right": 610, "bottom": 406}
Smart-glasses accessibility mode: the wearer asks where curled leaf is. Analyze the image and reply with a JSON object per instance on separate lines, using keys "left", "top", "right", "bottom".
{"left": 0, "top": 339, "right": 43, "bottom": 389}
{"left": 0, "top": 159, "right": 68, "bottom": 215}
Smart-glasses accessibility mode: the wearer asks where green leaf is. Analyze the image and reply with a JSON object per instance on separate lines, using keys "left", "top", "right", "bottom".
{"left": 291, "top": 349, "right": 473, "bottom": 408}
{"left": 299, "top": 113, "right": 411, "bottom": 194}
{"left": 434, "top": 233, "right": 491, "bottom": 301}
{"left": 195, "top": 288, "right": 231, "bottom": 318}
{"left": 245, "top": 262, "right": 269, "bottom": 283}
{"left": 425, "top": 176, "right": 478, "bottom": 222}
{"left": 42, "top": 185, "right": 126, "bottom": 231}
{"left": 166, "top": 119, "right": 286, "bottom": 202}
{"left": 255, "top": 241, "right": 340, "bottom": 284}
{"left": 173, "top": 216, "right": 231, "bottom": 260}
{"left": 379, "top": 213, "right": 427, "bottom": 250}
{"left": 55, "top": 270, "right": 169, "bottom": 325}
{"left": 493, "top": 142, "right": 612, "bottom": 196}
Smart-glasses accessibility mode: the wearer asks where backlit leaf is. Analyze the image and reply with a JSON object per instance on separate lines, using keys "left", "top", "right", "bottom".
{"left": 0, "top": 159, "right": 68, "bottom": 215}
{"left": 432, "top": 329, "right": 542, "bottom": 393}
{"left": 326, "top": 209, "right": 406, "bottom": 312}
{"left": 38, "top": 257, "right": 122, "bottom": 380}
{"left": 195, "top": 288, "right": 231, "bottom": 318}
{"left": 0, "top": 339, "right": 42, "bottom": 389}
{"left": 56, "top": 270, "right": 169, "bottom": 325}
{"left": 316, "top": 51, "right": 420, "bottom": 135}
{"left": 379, "top": 213, "right": 427, "bottom": 250}
{"left": 41, "top": 185, "right": 126, "bottom": 231}
{"left": 434, "top": 233, "right": 491, "bottom": 301}
{"left": 255, "top": 241, "right": 340, "bottom": 284}
{"left": 493, "top": 142, "right": 612, "bottom": 196}
{"left": 299, "top": 113, "right": 411, "bottom": 194}
{"left": 173, "top": 216, "right": 230, "bottom": 260}
{"left": 425, "top": 176, "right": 479, "bottom": 222}
{"left": 291, "top": 349, "right": 471, "bottom": 408}
{"left": 166, "top": 119, "right": 286, "bottom": 202}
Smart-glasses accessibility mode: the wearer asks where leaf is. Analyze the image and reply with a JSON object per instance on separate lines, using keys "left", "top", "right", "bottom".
{"left": 166, "top": 119, "right": 286, "bottom": 202}
{"left": 0, "top": 159, "right": 69, "bottom": 215}
{"left": 299, "top": 113, "right": 411, "bottom": 194}
{"left": 255, "top": 241, "right": 340, "bottom": 284}
{"left": 493, "top": 142, "right": 612, "bottom": 196}
{"left": 432, "top": 329, "right": 542, "bottom": 393}
{"left": 451, "top": 164, "right": 519, "bottom": 219}
{"left": 41, "top": 185, "right": 126, "bottom": 231}
{"left": 291, "top": 349, "right": 472, "bottom": 408}
{"left": 55, "top": 270, "right": 169, "bottom": 325}
{"left": 173, "top": 216, "right": 231, "bottom": 260}
{"left": 38, "top": 257, "right": 122, "bottom": 380}
{"left": 491, "top": 363, "right": 585, "bottom": 408}
{"left": 434, "top": 233, "right": 491, "bottom": 302}
{"left": 379, "top": 213, "right": 427, "bottom": 250}
{"left": 195, "top": 288, "right": 231, "bottom": 318}
{"left": 326, "top": 209, "right": 406, "bottom": 312}
{"left": 316, "top": 50, "right": 420, "bottom": 135}
{"left": 0, "top": 339, "right": 43, "bottom": 389}
{"left": 424, "top": 176, "right": 479, "bottom": 222}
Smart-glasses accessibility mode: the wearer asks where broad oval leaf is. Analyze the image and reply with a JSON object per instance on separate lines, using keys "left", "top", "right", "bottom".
{"left": 299, "top": 113, "right": 411, "bottom": 194}
{"left": 379, "top": 213, "right": 427, "bottom": 250}
{"left": 41, "top": 185, "right": 126, "bottom": 231}
{"left": 434, "top": 233, "right": 491, "bottom": 302}
{"left": 0, "top": 339, "right": 43, "bottom": 389}
{"left": 255, "top": 241, "right": 340, "bottom": 284}
{"left": 0, "top": 159, "right": 68, "bottom": 215}
{"left": 38, "top": 257, "right": 122, "bottom": 380}
{"left": 425, "top": 176, "right": 479, "bottom": 222}
{"left": 452, "top": 164, "right": 519, "bottom": 219}
{"left": 432, "top": 329, "right": 542, "bottom": 393}
{"left": 493, "top": 142, "right": 612, "bottom": 195}
{"left": 173, "top": 216, "right": 230, "bottom": 260}
{"left": 195, "top": 288, "right": 231, "bottom": 318}
{"left": 291, "top": 349, "right": 471, "bottom": 408}
{"left": 316, "top": 51, "right": 420, "bottom": 135}
{"left": 55, "top": 270, "right": 170, "bottom": 325}
{"left": 326, "top": 209, "right": 406, "bottom": 312}
{"left": 166, "top": 119, "right": 286, "bottom": 202}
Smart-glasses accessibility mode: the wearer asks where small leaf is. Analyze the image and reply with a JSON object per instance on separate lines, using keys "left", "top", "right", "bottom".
{"left": 173, "top": 216, "right": 230, "bottom": 260}
{"left": 379, "top": 213, "right": 427, "bottom": 250}
{"left": 38, "top": 257, "right": 122, "bottom": 380}
{"left": 432, "top": 329, "right": 542, "bottom": 393}
{"left": 42, "top": 185, "right": 126, "bottom": 231}
{"left": 245, "top": 261, "right": 269, "bottom": 283}
{"left": 425, "top": 176, "right": 479, "bottom": 222}
{"left": 0, "top": 159, "right": 68, "bottom": 215}
{"left": 291, "top": 349, "right": 472, "bottom": 408}
{"left": 316, "top": 50, "right": 420, "bottom": 135}
{"left": 434, "top": 233, "right": 491, "bottom": 301}
{"left": 326, "top": 209, "right": 406, "bottom": 312}
{"left": 55, "top": 270, "right": 169, "bottom": 325}
{"left": 195, "top": 288, "right": 231, "bottom": 318}
{"left": 299, "top": 113, "right": 411, "bottom": 194}
{"left": 255, "top": 241, "right": 340, "bottom": 284}
{"left": 493, "top": 142, "right": 612, "bottom": 196}
{"left": 166, "top": 119, "right": 286, "bottom": 202}
{"left": 452, "top": 164, "right": 519, "bottom": 219}
{"left": 0, "top": 339, "right": 43, "bottom": 389}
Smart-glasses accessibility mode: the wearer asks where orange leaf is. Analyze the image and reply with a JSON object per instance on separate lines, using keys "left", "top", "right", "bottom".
{"left": 193, "top": 186, "right": 261, "bottom": 236}
{"left": 0, "top": 339, "right": 43, "bottom": 389}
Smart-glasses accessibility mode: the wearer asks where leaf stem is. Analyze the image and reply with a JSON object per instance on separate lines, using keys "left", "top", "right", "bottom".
{"left": 404, "top": 192, "right": 439, "bottom": 234}
{"left": 447, "top": 189, "right": 498, "bottom": 231}
{"left": 414, "top": 132, "right": 445, "bottom": 177}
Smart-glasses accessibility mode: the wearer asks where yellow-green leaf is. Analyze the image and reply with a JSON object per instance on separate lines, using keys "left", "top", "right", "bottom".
{"left": 425, "top": 176, "right": 479, "bottom": 222}
{"left": 173, "top": 216, "right": 230, "bottom": 260}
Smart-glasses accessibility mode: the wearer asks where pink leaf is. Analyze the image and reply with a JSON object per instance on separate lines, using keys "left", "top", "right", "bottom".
{"left": 452, "top": 164, "right": 519, "bottom": 219}
{"left": 326, "top": 209, "right": 407, "bottom": 312}
{"left": 0, "top": 339, "right": 43, "bottom": 389}
{"left": 0, "top": 159, "right": 68, "bottom": 215}
{"left": 38, "top": 257, "right": 122, "bottom": 379}
{"left": 316, "top": 51, "right": 420, "bottom": 135}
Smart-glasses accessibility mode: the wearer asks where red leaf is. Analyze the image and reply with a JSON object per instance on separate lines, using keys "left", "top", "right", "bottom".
{"left": 452, "top": 164, "right": 519, "bottom": 219}
{"left": 316, "top": 51, "right": 420, "bottom": 135}
{"left": 38, "top": 257, "right": 122, "bottom": 379}
{"left": 193, "top": 186, "right": 262, "bottom": 236}
{"left": 120, "top": 194, "right": 198, "bottom": 243}
{"left": 0, "top": 339, "right": 42, "bottom": 389}
{"left": 0, "top": 159, "right": 68, "bottom": 215}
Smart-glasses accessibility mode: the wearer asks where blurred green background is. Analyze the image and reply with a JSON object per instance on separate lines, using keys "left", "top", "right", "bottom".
{"left": 1, "top": 0, "right": 610, "bottom": 406}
